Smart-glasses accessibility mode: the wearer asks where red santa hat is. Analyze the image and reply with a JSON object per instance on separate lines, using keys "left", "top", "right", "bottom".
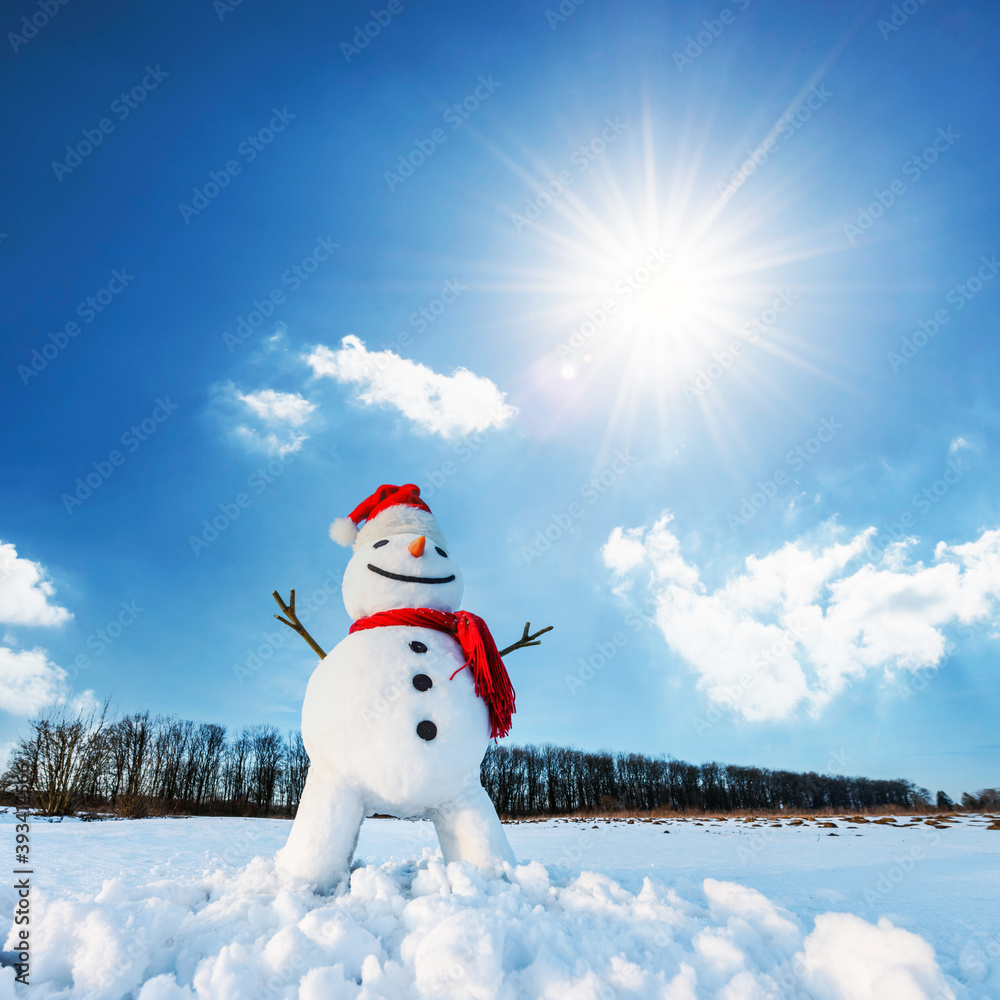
{"left": 329, "top": 483, "right": 447, "bottom": 550}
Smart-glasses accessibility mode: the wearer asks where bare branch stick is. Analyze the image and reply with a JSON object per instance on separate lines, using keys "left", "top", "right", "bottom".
{"left": 272, "top": 589, "right": 327, "bottom": 659}
{"left": 499, "top": 621, "right": 553, "bottom": 657}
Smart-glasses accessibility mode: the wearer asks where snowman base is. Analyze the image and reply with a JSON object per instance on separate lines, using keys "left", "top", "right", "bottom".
{"left": 276, "top": 769, "right": 514, "bottom": 891}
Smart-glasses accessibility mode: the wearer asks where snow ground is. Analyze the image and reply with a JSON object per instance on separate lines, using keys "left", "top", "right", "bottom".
{"left": 2, "top": 810, "right": 998, "bottom": 999}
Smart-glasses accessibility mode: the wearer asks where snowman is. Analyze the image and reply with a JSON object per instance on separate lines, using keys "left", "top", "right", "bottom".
{"left": 272, "top": 483, "right": 551, "bottom": 891}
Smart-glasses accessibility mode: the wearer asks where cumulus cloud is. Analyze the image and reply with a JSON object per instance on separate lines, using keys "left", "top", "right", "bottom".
{"left": 306, "top": 335, "right": 517, "bottom": 439}
{"left": 221, "top": 383, "right": 315, "bottom": 456}
{"left": 603, "top": 513, "right": 1000, "bottom": 721}
{"left": 235, "top": 388, "right": 315, "bottom": 427}
{"left": 0, "top": 541, "right": 72, "bottom": 628}
{"left": 0, "top": 646, "right": 70, "bottom": 716}
{"left": 0, "top": 540, "right": 91, "bottom": 718}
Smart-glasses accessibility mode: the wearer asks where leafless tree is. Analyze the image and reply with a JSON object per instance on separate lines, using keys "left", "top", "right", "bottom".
{"left": 1, "top": 701, "right": 111, "bottom": 816}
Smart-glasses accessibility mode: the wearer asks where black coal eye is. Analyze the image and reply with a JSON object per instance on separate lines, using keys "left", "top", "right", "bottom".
{"left": 373, "top": 539, "right": 389, "bottom": 548}
{"left": 409, "top": 640, "right": 427, "bottom": 653}
{"left": 435, "top": 546, "right": 447, "bottom": 557}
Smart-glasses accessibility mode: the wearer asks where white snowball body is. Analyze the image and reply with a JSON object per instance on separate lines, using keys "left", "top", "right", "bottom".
{"left": 276, "top": 529, "right": 516, "bottom": 890}
{"left": 302, "top": 627, "right": 487, "bottom": 814}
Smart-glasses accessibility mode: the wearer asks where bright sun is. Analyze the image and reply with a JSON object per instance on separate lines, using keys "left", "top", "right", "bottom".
{"left": 491, "top": 104, "right": 839, "bottom": 459}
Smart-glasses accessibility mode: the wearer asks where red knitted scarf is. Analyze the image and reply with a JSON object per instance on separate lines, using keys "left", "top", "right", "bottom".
{"left": 349, "top": 608, "right": 515, "bottom": 739}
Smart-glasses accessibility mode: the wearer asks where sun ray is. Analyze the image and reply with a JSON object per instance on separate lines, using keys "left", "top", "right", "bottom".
{"left": 462, "top": 55, "right": 878, "bottom": 463}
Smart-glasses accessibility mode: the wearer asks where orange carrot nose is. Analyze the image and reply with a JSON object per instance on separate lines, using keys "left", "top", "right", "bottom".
{"left": 408, "top": 536, "right": 426, "bottom": 557}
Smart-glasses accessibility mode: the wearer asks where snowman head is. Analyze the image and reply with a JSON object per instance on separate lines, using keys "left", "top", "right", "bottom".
{"left": 331, "top": 483, "right": 464, "bottom": 619}
{"left": 341, "top": 532, "right": 464, "bottom": 619}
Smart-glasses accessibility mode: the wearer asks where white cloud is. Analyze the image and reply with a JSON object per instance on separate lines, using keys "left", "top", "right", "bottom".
{"left": 67, "top": 688, "right": 102, "bottom": 718}
{"left": 233, "top": 426, "right": 308, "bottom": 458}
{"left": 0, "top": 541, "right": 72, "bottom": 628}
{"left": 306, "top": 335, "right": 517, "bottom": 439}
{"left": 265, "top": 323, "right": 288, "bottom": 351}
{"left": 236, "top": 388, "right": 315, "bottom": 427}
{"left": 220, "top": 383, "right": 315, "bottom": 456}
{"left": 602, "top": 526, "right": 649, "bottom": 578}
{"left": 0, "top": 646, "right": 70, "bottom": 716}
{"left": 0, "top": 541, "right": 93, "bottom": 719}
{"left": 603, "top": 513, "right": 1000, "bottom": 721}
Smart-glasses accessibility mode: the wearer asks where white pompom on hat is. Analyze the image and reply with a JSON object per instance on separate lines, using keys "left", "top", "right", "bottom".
{"left": 330, "top": 483, "right": 447, "bottom": 551}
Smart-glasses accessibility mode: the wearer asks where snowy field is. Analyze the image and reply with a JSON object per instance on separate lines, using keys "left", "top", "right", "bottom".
{"left": 2, "top": 810, "right": 999, "bottom": 999}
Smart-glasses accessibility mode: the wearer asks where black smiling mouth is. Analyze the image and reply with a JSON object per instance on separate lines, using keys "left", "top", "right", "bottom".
{"left": 366, "top": 564, "right": 456, "bottom": 585}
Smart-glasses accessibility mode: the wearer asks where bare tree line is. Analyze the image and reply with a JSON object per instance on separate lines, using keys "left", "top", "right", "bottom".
{"left": 1, "top": 704, "right": 308, "bottom": 819}
{"left": 480, "top": 743, "right": 952, "bottom": 816}
{"left": 3, "top": 706, "right": 993, "bottom": 819}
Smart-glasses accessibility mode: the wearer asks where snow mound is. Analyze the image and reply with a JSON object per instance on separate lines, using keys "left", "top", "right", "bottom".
{"left": 4, "top": 854, "right": 956, "bottom": 999}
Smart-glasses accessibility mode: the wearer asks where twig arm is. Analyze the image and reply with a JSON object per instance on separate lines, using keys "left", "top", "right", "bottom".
{"left": 272, "top": 589, "right": 327, "bottom": 659}
{"left": 499, "top": 621, "right": 553, "bottom": 657}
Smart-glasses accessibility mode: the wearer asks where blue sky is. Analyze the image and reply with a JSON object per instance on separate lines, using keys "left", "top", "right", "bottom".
{"left": 2, "top": 0, "right": 998, "bottom": 799}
